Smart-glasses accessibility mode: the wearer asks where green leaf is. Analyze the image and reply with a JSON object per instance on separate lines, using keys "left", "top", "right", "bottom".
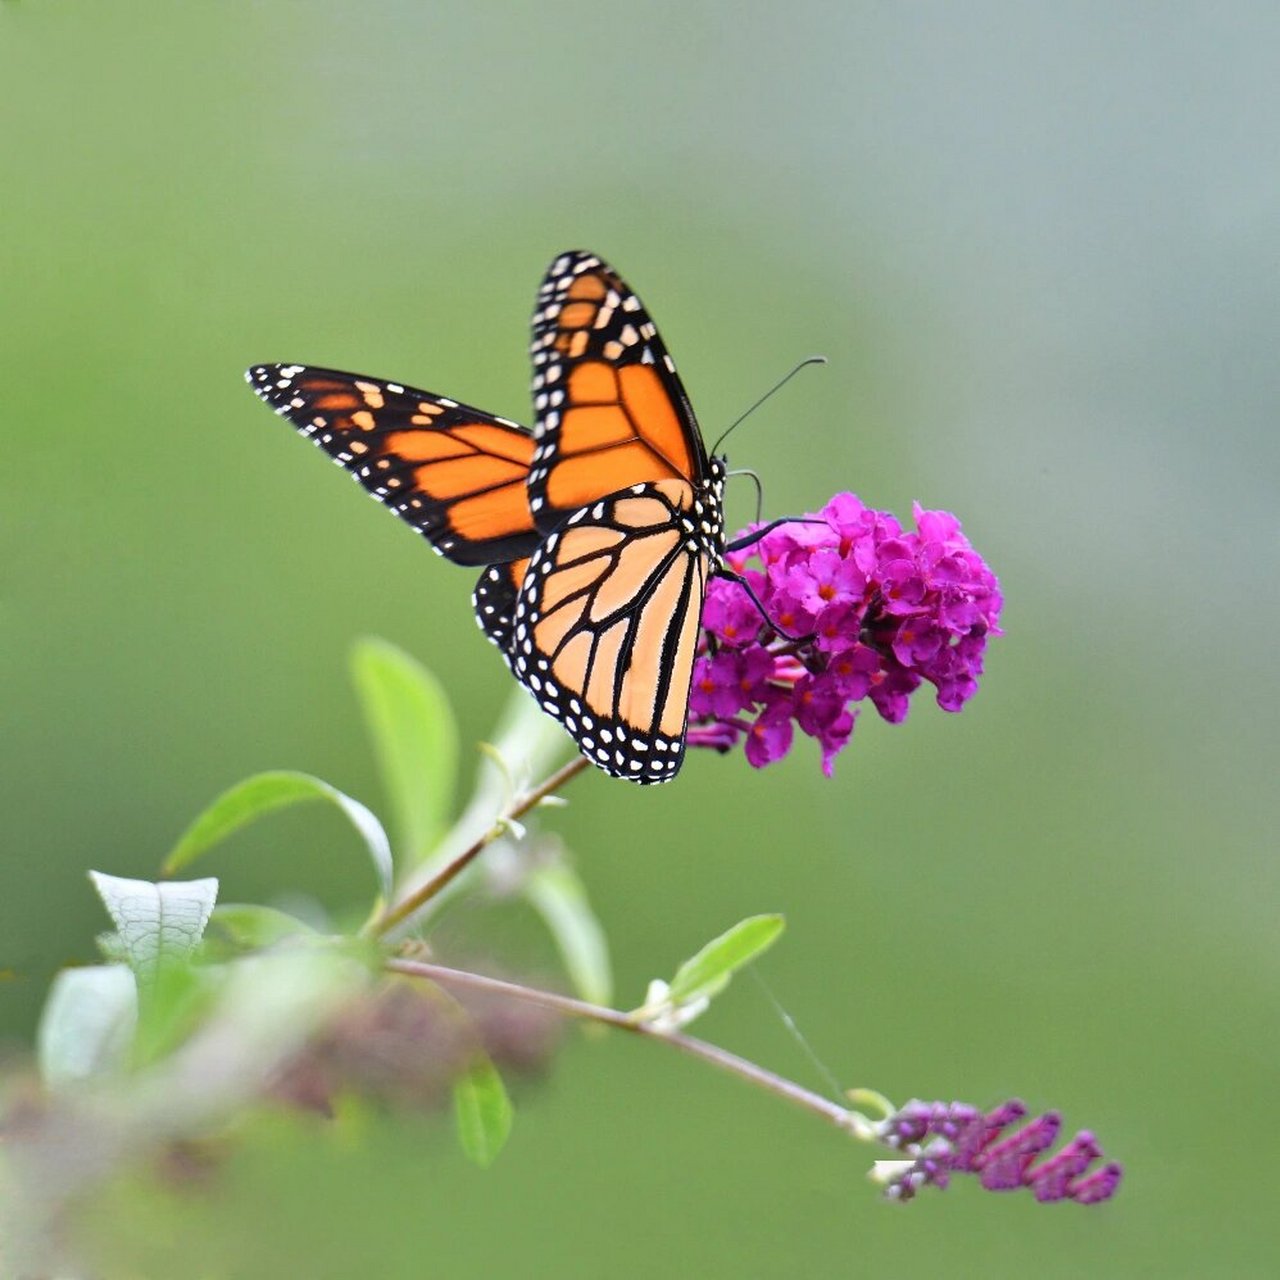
{"left": 131, "top": 957, "right": 221, "bottom": 1066}
{"left": 351, "top": 637, "right": 458, "bottom": 868}
{"left": 524, "top": 861, "right": 612, "bottom": 1006}
{"left": 460, "top": 687, "right": 576, "bottom": 838}
{"left": 162, "top": 770, "right": 393, "bottom": 903}
{"left": 206, "top": 903, "right": 320, "bottom": 951}
{"left": 666, "top": 914, "right": 786, "bottom": 1007}
{"left": 381, "top": 686, "right": 575, "bottom": 934}
{"left": 452, "top": 1054, "right": 513, "bottom": 1167}
{"left": 89, "top": 872, "right": 219, "bottom": 984}
{"left": 487, "top": 683, "right": 576, "bottom": 789}
{"left": 37, "top": 964, "right": 137, "bottom": 1088}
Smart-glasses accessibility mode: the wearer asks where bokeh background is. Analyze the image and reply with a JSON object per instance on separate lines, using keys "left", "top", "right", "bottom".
{"left": 4, "top": 2, "right": 1277, "bottom": 1275}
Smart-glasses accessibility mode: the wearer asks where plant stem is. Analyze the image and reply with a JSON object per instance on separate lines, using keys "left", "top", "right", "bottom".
{"left": 369, "top": 755, "right": 591, "bottom": 938}
{"left": 385, "top": 957, "right": 876, "bottom": 1141}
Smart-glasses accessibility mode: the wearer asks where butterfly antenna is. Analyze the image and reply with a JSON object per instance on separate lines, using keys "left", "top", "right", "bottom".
{"left": 726, "top": 466, "right": 764, "bottom": 524}
{"left": 711, "top": 355, "right": 827, "bottom": 455}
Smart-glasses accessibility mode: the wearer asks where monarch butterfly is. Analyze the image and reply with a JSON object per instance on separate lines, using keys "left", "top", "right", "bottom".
{"left": 249, "top": 250, "right": 771, "bottom": 784}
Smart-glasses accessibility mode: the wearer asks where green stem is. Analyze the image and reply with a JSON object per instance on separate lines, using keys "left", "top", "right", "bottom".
{"left": 385, "top": 957, "right": 876, "bottom": 1140}
{"left": 368, "top": 755, "right": 591, "bottom": 938}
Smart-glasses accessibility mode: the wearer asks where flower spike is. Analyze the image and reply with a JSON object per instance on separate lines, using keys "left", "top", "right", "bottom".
{"left": 873, "top": 1098, "right": 1122, "bottom": 1205}
{"left": 692, "top": 494, "right": 1003, "bottom": 774}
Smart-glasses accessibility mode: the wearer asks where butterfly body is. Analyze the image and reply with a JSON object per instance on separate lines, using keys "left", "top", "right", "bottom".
{"left": 249, "top": 251, "right": 728, "bottom": 784}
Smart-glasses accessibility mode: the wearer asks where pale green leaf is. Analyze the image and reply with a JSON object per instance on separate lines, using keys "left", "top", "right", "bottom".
{"left": 162, "top": 770, "right": 393, "bottom": 903}
{"left": 206, "top": 903, "right": 320, "bottom": 950}
{"left": 131, "top": 956, "right": 220, "bottom": 1066}
{"left": 462, "top": 686, "right": 576, "bottom": 833}
{"left": 383, "top": 687, "right": 574, "bottom": 935}
{"left": 487, "top": 683, "right": 576, "bottom": 788}
{"left": 667, "top": 914, "right": 785, "bottom": 1007}
{"left": 37, "top": 964, "right": 137, "bottom": 1088}
{"left": 89, "top": 872, "right": 218, "bottom": 984}
{"left": 524, "top": 861, "right": 612, "bottom": 1006}
{"left": 351, "top": 637, "right": 458, "bottom": 867}
{"left": 453, "top": 1055, "right": 513, "bottom": 1167}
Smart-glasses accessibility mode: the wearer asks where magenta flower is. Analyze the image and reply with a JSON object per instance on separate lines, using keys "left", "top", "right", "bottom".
{"left": 694, "top": 493, "right": 1002, "bottom": 775}
{"left": 744, "top": 701, "right": 794, "bottom": 768}
{"left": 785, "top": 549, "right": 867, "bottom": 616}
{"left": 690, "top": 648, "right": 778, "bottom": 721}
{"left": 874, "top": 1098, "right": 1122, "bottom": 1205}
{"left": 700, "top": 582, "right": 764, "bottom": 647}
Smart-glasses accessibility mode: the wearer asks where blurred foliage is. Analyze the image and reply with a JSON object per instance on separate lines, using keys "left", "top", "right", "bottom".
{"left": 2, "top": 2, "right": 1277, "bottom": 1276}
{"left": 4, "top": 659, "right": 855, "bottom": 1275}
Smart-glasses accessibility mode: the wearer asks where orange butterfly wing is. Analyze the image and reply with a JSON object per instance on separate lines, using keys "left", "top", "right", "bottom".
{"left": 526, "top": 252, "right": 709, "bottom": 533}
{"left": 509, "top": 480, "right": 711, "bottom": 783}
{"left": 247, "top": 364, "right": 540, "bottom": 567}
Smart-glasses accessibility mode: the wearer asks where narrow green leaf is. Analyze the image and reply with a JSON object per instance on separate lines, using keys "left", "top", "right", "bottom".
{"left": 463, "top": 687, "right": 576, "bottom": 837}
{"left": 89, "top": 872, "right": 219, "bottom": 984}
{"left": 487, "top": 683, "right": 576, "bottom": 789}
{"left": 524, "top": 861, "right": 612, "bottom": 1006}
{"left": 452, "top": 1055, "right": 513, "bottom": 1167}
{"left": 162, "top": 770, "right": 393, "bottom": 903}
{"left": 351, "top": 637, "right": 458, "bottom": 867}
{"left": 37, "top": 964, "right": 137, "bottom": 1088}
{"left": 206, "top": 903, "right": 319, "bottom": 951}
{"left": 667, "top": 914, "right": 785, "bottom": 1007}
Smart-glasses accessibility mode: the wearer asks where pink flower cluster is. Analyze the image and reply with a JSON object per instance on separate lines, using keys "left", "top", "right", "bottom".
{"left": 689, "top": 494, "right": 1003, "bottom": 775}
{"left": 878, "top": 1098, "right": 1123, "bottom": 1205}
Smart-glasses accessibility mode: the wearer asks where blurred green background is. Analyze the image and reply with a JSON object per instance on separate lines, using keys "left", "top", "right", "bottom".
{"left": 3, "top": 2, "right": 1277, "bottom": 1275}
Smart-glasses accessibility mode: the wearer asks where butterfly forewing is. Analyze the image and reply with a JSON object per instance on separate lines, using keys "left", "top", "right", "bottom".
{"left": 248, "top": 364, "right": 540, "bottom": 567}
{"left": 526, "top": 252, "right": 708, "bottom": 535}
{"left": 508, "top": 480, "right": 710, "bottom": 783}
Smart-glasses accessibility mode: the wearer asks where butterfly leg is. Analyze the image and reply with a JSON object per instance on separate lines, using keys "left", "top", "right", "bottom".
{"left": 711, "top": 568, "right": 816, "bottom": 643}
{"left": 723, "top": 516, "right": 827, "bottom": 554}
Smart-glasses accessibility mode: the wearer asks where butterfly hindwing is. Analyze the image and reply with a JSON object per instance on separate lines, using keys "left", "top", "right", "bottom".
{"left": 473, "top": 557, "right": 530, "bottom": 656}
{"left": 526, "top": 252, "right": 709, "bottom": 535}
{"left": 248, "top": 364, "right": 540, "bottom": 567}
{"left": 508, "top": 479, "right": 710, "bottom": 783}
